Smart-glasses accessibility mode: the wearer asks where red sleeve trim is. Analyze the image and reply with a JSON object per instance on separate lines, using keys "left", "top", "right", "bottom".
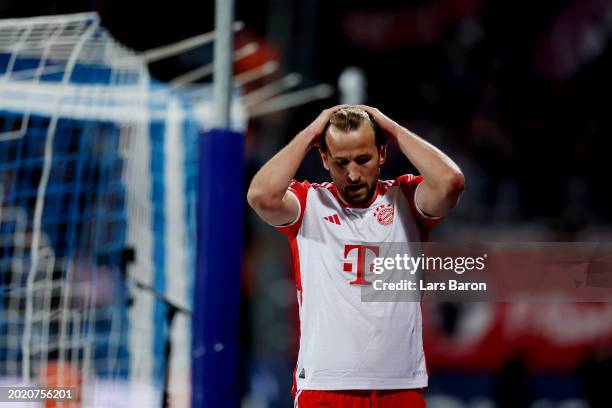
{"left": 275, "top": 180, "right": 311, "bottom": 237}
{"left": 396, "top": 174, "right": 443, "bottom": 235}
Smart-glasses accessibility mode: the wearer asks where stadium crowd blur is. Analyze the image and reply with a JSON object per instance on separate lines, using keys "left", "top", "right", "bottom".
{"left": 2, "top": 0, "right": 612, "bottom": 407}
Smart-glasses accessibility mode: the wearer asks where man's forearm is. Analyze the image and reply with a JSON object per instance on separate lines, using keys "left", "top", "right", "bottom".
{"left": 247, "top": 105, "right": 346, "bottom": 212}
{"left": 391, "top": 124, "right": 464, "bottom": 193}
{"left": 247, "top": 131, "right": 313, "bottom": 209}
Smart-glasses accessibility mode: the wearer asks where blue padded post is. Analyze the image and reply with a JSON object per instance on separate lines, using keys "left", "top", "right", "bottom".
{"left": 192, "top": 128, "right": 244, "bottom": 408}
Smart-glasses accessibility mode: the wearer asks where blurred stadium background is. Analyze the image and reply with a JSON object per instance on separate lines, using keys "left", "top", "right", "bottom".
{"left": 0, "top": 0, "right": 611, "bottom": 407}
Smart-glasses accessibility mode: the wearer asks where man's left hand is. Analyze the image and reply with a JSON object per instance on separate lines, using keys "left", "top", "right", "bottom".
{"left": 355, "top": 105, "right": 400, "bottom": 145}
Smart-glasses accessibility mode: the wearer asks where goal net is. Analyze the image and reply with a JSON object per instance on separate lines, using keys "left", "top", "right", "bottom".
{"left": 0, "top": 12, "right": 241, "bottom": 407}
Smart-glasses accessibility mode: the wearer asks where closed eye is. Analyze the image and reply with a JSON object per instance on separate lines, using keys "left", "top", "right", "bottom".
{"left": 355, "top": 156, "right": 372, "bottom": 165}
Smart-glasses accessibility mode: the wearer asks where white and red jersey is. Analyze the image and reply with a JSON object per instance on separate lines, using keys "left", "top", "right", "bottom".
{"left": 276, "top": 174, "right": 442, "bottom": 394}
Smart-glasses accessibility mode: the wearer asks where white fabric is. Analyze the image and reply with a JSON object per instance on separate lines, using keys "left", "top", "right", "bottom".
{"left": 290, "top": 179, "right": 429, "bottom": 391}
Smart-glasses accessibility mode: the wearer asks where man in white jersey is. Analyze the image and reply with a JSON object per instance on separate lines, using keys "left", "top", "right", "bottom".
{"left": 247, "top": 105, "right": 464, "bottom": 407}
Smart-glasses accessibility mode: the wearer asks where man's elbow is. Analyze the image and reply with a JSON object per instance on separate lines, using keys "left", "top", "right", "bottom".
{"left": 247, "top": 187, "right": 283, "bottom": 211}
{"left": 441, "top": 170, "right": 465, "bottom": 199}
{"left": 246, "top": 187, "right": 265, "bottom": 210}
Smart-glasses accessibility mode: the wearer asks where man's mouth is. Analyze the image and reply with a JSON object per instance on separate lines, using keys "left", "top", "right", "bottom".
{"left": 346, "top": 184, "right": 367, "bottom": 195}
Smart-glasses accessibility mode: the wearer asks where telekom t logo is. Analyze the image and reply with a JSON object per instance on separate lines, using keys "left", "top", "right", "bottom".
{"left": 343, "top": 244, "right": 379, "bottom": 285}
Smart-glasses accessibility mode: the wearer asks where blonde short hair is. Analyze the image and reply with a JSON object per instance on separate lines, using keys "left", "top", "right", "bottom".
{"left": 321, "top": 107, "right": 383, "bottom": 151}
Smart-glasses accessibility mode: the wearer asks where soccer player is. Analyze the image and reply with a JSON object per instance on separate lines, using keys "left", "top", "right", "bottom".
{"left": 247, "top": 105, "right": 464, "bottom": 407}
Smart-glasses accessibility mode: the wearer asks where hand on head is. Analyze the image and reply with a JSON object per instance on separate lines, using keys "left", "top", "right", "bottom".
{"left": 302, "top": 105, "right": 351, "bottom": 148}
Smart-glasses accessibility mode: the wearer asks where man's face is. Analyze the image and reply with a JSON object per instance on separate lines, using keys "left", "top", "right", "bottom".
{"left": 320, "top": 122, "right": 385, "bottom": 206}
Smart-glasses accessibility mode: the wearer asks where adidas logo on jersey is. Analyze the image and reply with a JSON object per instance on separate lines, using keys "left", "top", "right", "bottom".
{"left": 323, "top": 214, "right": 341, "bottom": 225}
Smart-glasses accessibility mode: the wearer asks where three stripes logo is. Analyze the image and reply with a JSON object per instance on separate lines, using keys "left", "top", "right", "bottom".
{"left": 324, "top": 214, "right": 341, "bottom": 225}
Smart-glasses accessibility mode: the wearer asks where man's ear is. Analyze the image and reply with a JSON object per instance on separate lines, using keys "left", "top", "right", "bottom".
{"left": 319, "top": 148, "right": 330, "bottom": 171}
{"left": 378, "top": 144, "right": 387, "bottom": 166}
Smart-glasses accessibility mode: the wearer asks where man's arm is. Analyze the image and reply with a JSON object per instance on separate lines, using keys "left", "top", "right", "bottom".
{"left": 358, "top": 105, "right": 465, "bottom": 217}
{"left": 247, "top": 105, "right": 347, "bottom": 226}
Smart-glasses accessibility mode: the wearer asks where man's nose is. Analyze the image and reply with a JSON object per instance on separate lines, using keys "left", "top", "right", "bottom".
{"left": 347, "top": 165, "right": 361, "bottom": 183}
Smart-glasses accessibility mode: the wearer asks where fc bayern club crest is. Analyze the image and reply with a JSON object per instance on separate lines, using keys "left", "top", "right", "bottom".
{"left": 374, "top": 203, "right": 394, "bottom": 225}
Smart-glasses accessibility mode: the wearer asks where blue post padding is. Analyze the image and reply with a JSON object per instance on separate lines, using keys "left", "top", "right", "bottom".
{"left": 193, "top": 129, "right": 244, "bottom": 408}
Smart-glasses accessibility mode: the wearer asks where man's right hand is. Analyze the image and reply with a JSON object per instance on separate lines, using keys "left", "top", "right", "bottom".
{"left": 300, "top": 105, "right": 350, "bottom": 148}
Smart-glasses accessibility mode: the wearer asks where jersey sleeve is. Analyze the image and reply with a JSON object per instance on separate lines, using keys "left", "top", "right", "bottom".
{"left": 274, "top": 179, "right": 311, "bottom": 237}
{"left": 396, "top": 174, "right": 443, "bottom": 233}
